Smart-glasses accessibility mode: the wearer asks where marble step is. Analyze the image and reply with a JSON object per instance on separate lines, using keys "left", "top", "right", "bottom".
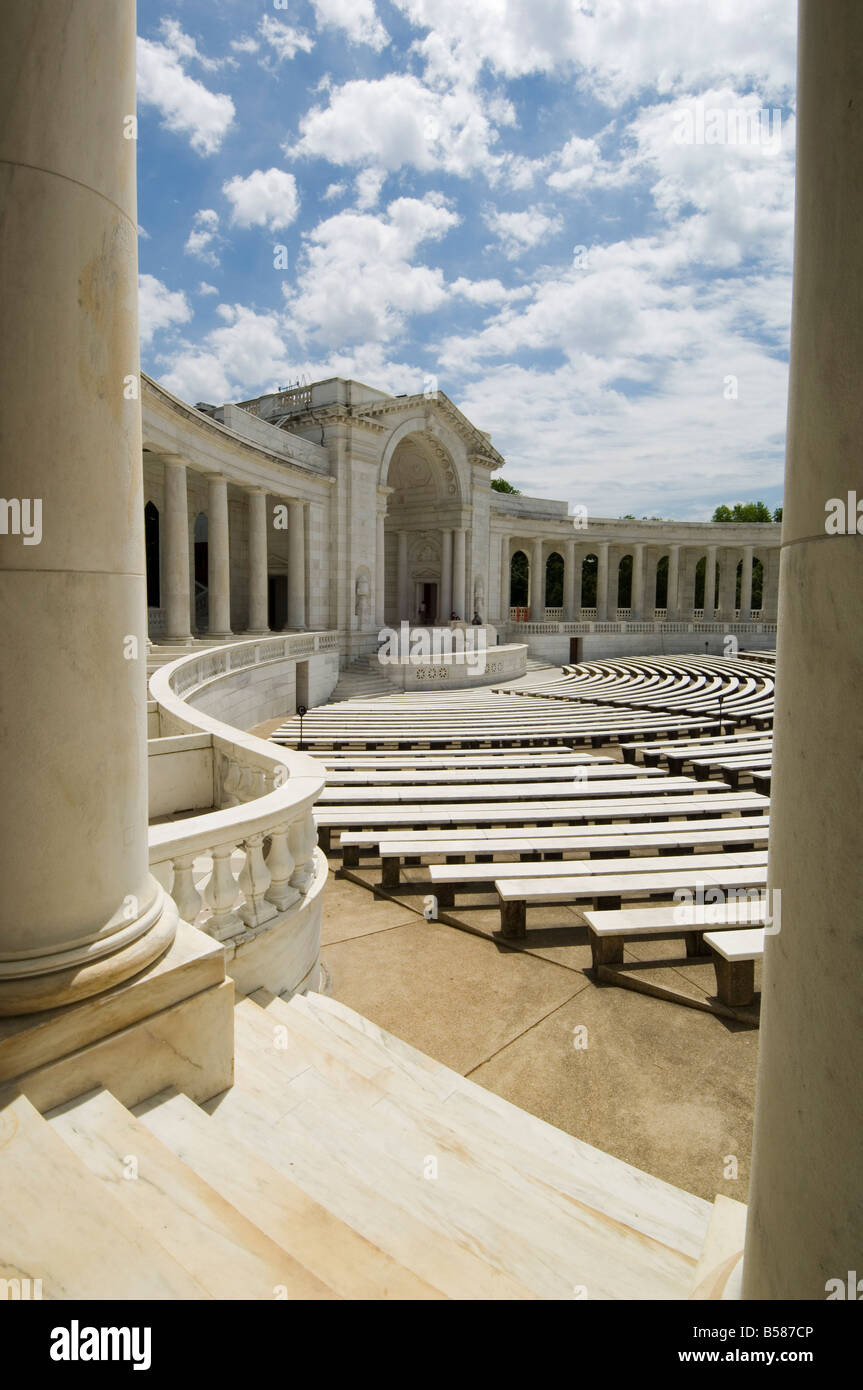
{"left": 290, "top": 991, "right": 712, "bottom": 1263}
{"left": 134, "top": 1087, "right": 442, "bottom": 1300}
{"left": 251, "top": 992, "right": 697, "bottom": 1299}
{"left": 46, "top": 1087, "right": 336, "bottom": 1300}
{"left": 204, "top": 1000, "right": 536, "bottom": 1299}
{"left": 0, "top": 1090, "right": 207, "bottom": 1299}
{"left": 689, "top": 1194, "right": 747, "bottom": 1299}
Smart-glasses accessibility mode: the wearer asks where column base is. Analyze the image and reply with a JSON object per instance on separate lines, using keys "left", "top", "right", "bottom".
{"left": 0, "top": 884, "right": 178, "bottom": 1017}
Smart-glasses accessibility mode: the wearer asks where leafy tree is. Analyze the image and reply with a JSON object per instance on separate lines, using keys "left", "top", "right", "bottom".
{"left": 773, "top": 506, "right": 783, "bottom": 522}
{"left": 491, "top": 477, "right": 520, "bottom": 494}
{"left": 712, "top": 501, "right": 774, "bottom": 523}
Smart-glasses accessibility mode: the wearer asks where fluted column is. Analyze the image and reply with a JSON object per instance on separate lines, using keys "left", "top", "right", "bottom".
{"left": 376, "top": 510, "right": 386, "bottom": 627}
{"left": 397, "top": 531, "right": 409, "bottom": 622}
{"left": 595, "top": 542, "right": 609, "bottom": 620}
{"left": 452, "top": 528, "right": 466, "bottom": 620}
{"left": 207, "top": 475, "right": 232, "bottom": 637}
{"left": 440, "top": 529, "right": 453, "bottom": 621}
{"left": 666, "top": 544, "right": 680, "bottom": 620}
{"left": 163, "top": 458, "right": 191, "bottom": 643}
{"left": 286, "top": 500, "right": 305, "bottom": 631}
{"left": 704, "top": 545, "right": 717, "bottom": 618}
{"left": 744, "top": 0, "right": 863, "bottom": 1298}
{"left": 530, "top": 536, "right": 544, "bottom": 618}
{"left": 631, "top": 543, "right": 645, "bottom": 620}
{"left": 0, "top": 0, "right": 176, "bottom": 1014}
{"left": 246, "top": 488, "right": 269, "bottom": 634}
{"left": 739, "top": 544, "right": 754, "bottom": 621}
{"left": 498, "top": 536, "right": 509, "bottom": 623}
{"left": 564, "top": 540, "right": 577, "bottom": 620}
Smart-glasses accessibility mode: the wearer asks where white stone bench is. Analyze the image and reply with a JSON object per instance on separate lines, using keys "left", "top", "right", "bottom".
{"left": 429, "top": 850, "right": 767, "bottom": 907}
{"left": 316, "top": 774, "right": 723, "bottom": 805}
{"left": 494, "top": 865, "right": 770, "bottom": 938}
{"left": 582, "top": 902, "right": 769, "bottom": 974}
{"left": 314, "top": 789, "right": 768, "bottom": 851}
{"left": 703, "top": 928, "right": 765, "bottom": 1005}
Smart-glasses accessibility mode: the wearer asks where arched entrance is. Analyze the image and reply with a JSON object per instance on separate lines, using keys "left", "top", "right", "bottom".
{"left": 382, "top": 431, "right": 462, "bottom": 625}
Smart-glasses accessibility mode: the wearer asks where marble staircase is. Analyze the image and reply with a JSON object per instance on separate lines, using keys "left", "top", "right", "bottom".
{"left": 0, "top": 988, "right": 737, "bottom": 1300}
{"left": 327, "top": 655, "right": 396, "bottom": 702}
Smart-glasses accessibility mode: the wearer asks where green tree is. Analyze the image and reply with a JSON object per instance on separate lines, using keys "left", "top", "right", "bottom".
{"left": 712, "top": 501, "right": 774, "bottom": 523}
{"left": 491, "top": 477, "right": 520, "bottom": 494}
{"left": 773, "top": 506, "right": 783, "bottom": 522}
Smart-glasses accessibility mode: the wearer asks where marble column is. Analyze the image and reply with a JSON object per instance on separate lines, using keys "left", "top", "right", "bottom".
{"left": 564, "top": 540, "right": 577, "bottom": 621}
{"left": 0, "top": 0, "right": 176, "bottom": 1014}
{"left": 718, "top": 547, "right": 739, "bottom": 620}
{"left": 631, "top": 543, "right": 645, "bottom": 620}
{"left": 397, "top": 531, "right": 409, "bottom": 622}
{"left": 739, "top": 545, "right": 754, "bottom": 621}
{"left": 703, "top": 545, "right": 717, "bottom": 618}
{"left": 744, "top": 0, "right": 863, "bottom": 1299}
{"left": 596, "top": 542, "right": 610, "bottom": 620}
{"left": 287, "top": 500, "right": 306, "bottom": 631}
{"left": 163, "top": 458, "right": 192, "bottom": 643}
{"left": 530, "top": 537, "right": 544, "bottom": 618}
{"left": 762, "top": 548, "right": 780, "bottom": 621}
{"left": 452, "top": 528, "right": 466, "bottom": 620}
{"left": 246, "top": 489, "right": 269, "bottom": 634}
{"left": 666, "top": 544, "right": 680, "bottom": 620}
{"left": 207, "top": 475, "right": 232, "bottom": 637}
{"left": 376, "top": 512, "right": 386, "bottom": 628}
{"left": 440, "top": 530, "right": 453, "bottom": 622}
{"left": 498, "top": 536, "right": 509, "bottom": 623}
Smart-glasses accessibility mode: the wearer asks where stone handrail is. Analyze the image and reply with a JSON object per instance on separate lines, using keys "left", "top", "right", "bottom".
{"left": 148, "top": 635, "right": 334, "bottom": 947}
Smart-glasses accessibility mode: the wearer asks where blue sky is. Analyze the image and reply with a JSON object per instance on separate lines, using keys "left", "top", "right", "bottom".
{"left": 136, "top": 0, "right": 797, "bottom": 519}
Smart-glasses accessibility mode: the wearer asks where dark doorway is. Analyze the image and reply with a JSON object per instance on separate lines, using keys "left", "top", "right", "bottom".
{"left": 145, "top": 502, "right": 160, "bottom": 607}
{"left": 269, "top": 575, "right": 287, "bottom": 631}
{"left": 422, "top": 582, "right": 438, "bottom": 623}
{"left": 295, "top": 660, "right": 309, "bottom": 710}
{"left": 569, "top": 637, "right": 583, "bottom": 663}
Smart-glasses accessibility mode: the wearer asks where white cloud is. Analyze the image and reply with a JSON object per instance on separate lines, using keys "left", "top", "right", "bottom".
{"left": 136, "top": 35, "right": 235, "bottom": 156}
{"left": 184, "top": 209, "right": 222, "bottom": 266}
{"left": 158, "top": 304, "right": 293, "bottom": 404}
{"left": 196, "top": 281, "right": 219, "bottom": 296}
{"left": 230, "top": 36, "right": 260, "bottom": 55}
{"left": 354, "top": 167, "right": 386, "bottom": 211}
{"left": 258, "top": 15, "right": 314, "bottom": 66}
{"left": 323, "top": 182, "right": 347, "bottom": 201}
{"left": 483, "top": 205, "right": 563, "bottom": 259}
{"left": 393, "top": 0, "right": 795, "bottom": 103}
{"left": 157, "top": 19, "right": 224, "bottom": 72}
{"left": 286, "top": 73, "right": 504, "bottom": 179}
{"left": 311, "top": 0, "right": 389, "bottom": 52}
{"left": 138, "top": 274, "right": 192, "bottom": 347}
{"left": 285, "top": 195, "right": 460, "bottom": 345}
{"left": 450, "top": 277, "right": 533, "bottom": 305}
{"left": 223, "top": 169, "right": 301, "bottom": 231}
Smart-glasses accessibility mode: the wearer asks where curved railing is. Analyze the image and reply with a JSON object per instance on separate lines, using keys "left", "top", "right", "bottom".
{"left": 147, "top": 635, "right": 337, "bottom": 988}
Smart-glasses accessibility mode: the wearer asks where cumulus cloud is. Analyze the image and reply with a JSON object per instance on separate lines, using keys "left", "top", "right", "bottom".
{"left": 136, "top": 32, "right": 235, "bottom": 155}
{"left": 184, "top": 209, "right": 223, "bottom": 266}
{"left": 354, "top": 167, "right": 386, "bottom": 211}
{"left": 286, "top": 73, "right": 505, "bottom": 180}
{"left": 450, "top": 277, "right": 533, "bottom": 305}
{"left": 483, "top": 205, "right": 563, "bottom": 259}
{"left": 285, "top": 195, "right": 460, "bottom": 345}
{"left": 393, "top": 0, "right": 795, "bottom": 103}
{"left": 196, "top": 281, "right": 219, "bottom": 296}
{"left": 138, "top": 275, "right": 192, "bottom": 347}
{"left": 223, "top": 168, "right": 301, "bottom": 230}
{"left": 311, "top": 0, "right": 389, "bottom": 51}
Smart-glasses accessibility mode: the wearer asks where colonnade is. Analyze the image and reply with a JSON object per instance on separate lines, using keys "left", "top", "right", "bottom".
{"left": 495, "top": 537, "right": 779, "bottom": 624}
{"left": 153, "top": 457, "right": 309, "bottom": 640}
{"left": 390, "top": 526, "right": 471, "bottom": 623}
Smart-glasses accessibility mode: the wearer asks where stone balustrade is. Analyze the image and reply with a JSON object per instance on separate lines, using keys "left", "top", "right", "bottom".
{"left": 148, "top": 636, "right": 333, "bottom": 995}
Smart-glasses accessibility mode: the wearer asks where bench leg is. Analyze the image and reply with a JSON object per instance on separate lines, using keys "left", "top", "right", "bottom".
{"left": 712, "top": 955, "right": 755, "bottom": 1006}
{"left": 381, "top": 858, "right": 400, "bottom": 890}
{"left": 342, "top": 843, "right": 359, "bottom": 868}
{"left": 590, "top": 935, "right": 625, "bottom": 971}
{"left": 500, "top": 900, "right": 526, "bottom": 939}
{"left": 436, "top": 885, "right": 455, "bottom": 909}
{"left": 319, "top": 827, "right": 331, "bottom": 854}
{"left": 684, "top": 930, "right": 706, "bottom": 957}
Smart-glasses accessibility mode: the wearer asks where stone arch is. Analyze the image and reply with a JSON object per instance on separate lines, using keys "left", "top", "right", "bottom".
{"left": 510, "top": 550, "right": 528, "bottom": 607}
{"left": 617, "top": 552, "right": 633, "bottom": 608}
{"left": 545, "top": 551, "right": 564, "bottom": 608}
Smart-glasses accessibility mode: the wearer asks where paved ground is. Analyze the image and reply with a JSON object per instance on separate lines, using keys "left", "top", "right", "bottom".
{"left": 320, "top": 862, "right": 760, "bottom": 1206}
